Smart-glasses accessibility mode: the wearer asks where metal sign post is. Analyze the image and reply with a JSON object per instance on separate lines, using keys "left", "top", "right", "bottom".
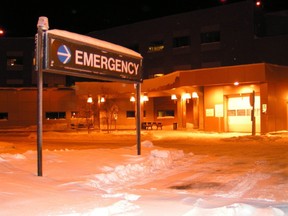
{"left": 250, "top": 90, "right": 256, "bottom": 136}
{"left": 36, "top": 17, "right": 49, "bottom": 176}
{"left": 136, "top": 83, "right": 141, "bottom": 155}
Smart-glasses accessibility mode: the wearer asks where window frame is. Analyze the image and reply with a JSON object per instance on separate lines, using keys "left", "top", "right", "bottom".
{"left": 157, "top": 110, "right": 175, "bottom": 118}
{"left": 45, "top": 112, "right": 66, "bottom": 120}
{"left": 200, "top": 31, "right": 220, "bottom": 44}
{"left": 148, "top": 40, "right": 164, "bottom": 53}
{"left": 173, "top": 36, "right": 190, "bottom": 48}
{"left": 0, "top": 112, "right": 8, "bottom": 120}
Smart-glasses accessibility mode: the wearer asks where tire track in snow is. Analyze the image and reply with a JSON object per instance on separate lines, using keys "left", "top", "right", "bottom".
{"left": 218, "top": 169, "right": 271, "bottom": 199}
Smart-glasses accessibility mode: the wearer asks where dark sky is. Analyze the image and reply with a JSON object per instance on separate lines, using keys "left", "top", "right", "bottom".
{"left": 1, "top": 0, "right": 287, "bottom": 37}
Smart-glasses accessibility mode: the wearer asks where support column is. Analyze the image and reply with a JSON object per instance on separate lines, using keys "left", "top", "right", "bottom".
{"left": 193, "top": 97, "right": 199, "bottom": 129}
{"left": 177, "top": 97, "right": 187, "bottom": 129}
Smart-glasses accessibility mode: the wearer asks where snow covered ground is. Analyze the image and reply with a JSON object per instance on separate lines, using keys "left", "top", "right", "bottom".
{"left": 0, "top": 129, "right": 287, "bottom": 215}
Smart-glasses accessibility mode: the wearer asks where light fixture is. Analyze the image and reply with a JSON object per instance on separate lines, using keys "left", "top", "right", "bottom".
{"left": 182, "top": 93, "right": 191, "bottom": 103}
{"left": 87, "top": 95, "right": 93, "bottom": 103}
{"left": 141, "top": 94, "right": 149, "bottom": 102}
{"left": 183, "top": 93, "right": 191, "bottom": 99}
{"left": 234, "top": 81, "right": 239, "bottom": 86}
{"left": 171, "top": 94, "right": 177, "bottom": 100}
{"left": 130, "top": 95, "right": 136, "bottom": 102}
{"left": 100, "top": 96, "right": 105, "bottom": 103}
{"left": 154, "top": 73, "right": 164, "bottom": 77}
{"left": 192, "top": 92, "right": 199, "bottom": 98}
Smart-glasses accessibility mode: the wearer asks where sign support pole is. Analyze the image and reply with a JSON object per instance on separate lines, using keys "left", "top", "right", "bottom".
{"left": 36, "top": 17, "right": 49, "bottom": 176}
{"left": 136, "top": 83, "right": 141, "bottom": 155}
{"left": 251, "top": 90, "right": 256, "bottom": 136}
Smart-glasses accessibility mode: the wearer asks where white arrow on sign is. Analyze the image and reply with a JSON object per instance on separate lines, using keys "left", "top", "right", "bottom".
{"left": 57, "top": 45, "right": 71, "bottom": 64}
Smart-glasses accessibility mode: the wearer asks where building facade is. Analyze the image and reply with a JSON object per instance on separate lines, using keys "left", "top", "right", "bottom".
{"left": 0, "top": 1, "right": 288, "bottom": 133}
{"left": 1, "top": 63, "right": 288, "bottom": 134}
{"left": 87, "top": 1, "right": 288, "bottom": 79}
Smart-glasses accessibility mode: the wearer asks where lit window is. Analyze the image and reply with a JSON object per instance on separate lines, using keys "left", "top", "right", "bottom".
{"left": 71, "top": 112, "right": 79, "bottom": 118}
{"left": 6, "top": 55, "right": 24, "bottom": 71}
{"left": 148, "top": 40, "right": 164, "bottom": 53}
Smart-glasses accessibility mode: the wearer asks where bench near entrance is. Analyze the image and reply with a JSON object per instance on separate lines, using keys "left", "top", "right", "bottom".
{"left": 142, "top": 122, "right": 163, "bottom": 130}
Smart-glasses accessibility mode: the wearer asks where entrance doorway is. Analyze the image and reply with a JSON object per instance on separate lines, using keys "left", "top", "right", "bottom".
{"left": 227, "top": 95, "right": 260, "bottom": 133}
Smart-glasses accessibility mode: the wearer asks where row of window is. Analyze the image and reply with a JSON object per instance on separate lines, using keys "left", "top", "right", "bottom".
{"left": 1, "top": 108, "right": 260, "bottom": 121}
{"left": 126, "top": 110, "right": 175, "bottom": 118}
{"left": 227, "top": 109, "right": 260, "bottom": 116}
{"left": 0, "top": 110, "right": 176, "bottom": 120}
{"left": 6, "top": 51, "right": 24, "bottom": 71}
{"left": 5, "top": 31, "right": 220, "bottom": 72}
{"left": 131, "top": 31, "right": 220, "bottom": 53}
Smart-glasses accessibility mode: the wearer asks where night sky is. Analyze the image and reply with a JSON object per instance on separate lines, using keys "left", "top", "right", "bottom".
{"left": 1, "top": 0, "right": 287, "bottom": 37}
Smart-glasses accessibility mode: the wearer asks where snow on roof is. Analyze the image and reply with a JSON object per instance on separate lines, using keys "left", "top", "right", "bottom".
{"left": 142, "top": 72, "right": 180, "bottom": 92}
{"left": 47, "top": 29, "right": 142, "bottom": 59}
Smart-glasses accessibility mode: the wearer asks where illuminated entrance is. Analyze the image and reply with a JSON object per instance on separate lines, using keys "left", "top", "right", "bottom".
{"left": 227, "top": 96, "right": 260, "bottom": 133}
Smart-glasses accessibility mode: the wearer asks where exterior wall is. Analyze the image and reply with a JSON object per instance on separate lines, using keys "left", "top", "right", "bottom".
{"left": 266, "top": 81, "right": 288, "bottom": 133}
{"left": 0, "top": 89, "right": 37, "bottom": 127}
{"left": 260, "top": 83, "right": 268, "bottom": 134}
{"left": 255, "top": 35, "right": 288, "bottom": 66}
{"left": 0, "top": 38, "right": 67, "bottom": 88}
{"left": 43, "top": 88, "right": 77, "bottom": 130}
{"left": 0, "top": 38, "right": 35, "bottom": 87}
{"left": 110, "top": 98, "right": 136, "bottom": 130}
{"left": 153, "top": 97, "right": 177, "bottom": 128}
{"left": 204, "top": 86, "right": 225, "bottom": 132}
{"left": 0, "top": 88, "right": 77, "bottom": 130}
{"left": 1, "top": 64, "right": 288, "bottom": 134}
